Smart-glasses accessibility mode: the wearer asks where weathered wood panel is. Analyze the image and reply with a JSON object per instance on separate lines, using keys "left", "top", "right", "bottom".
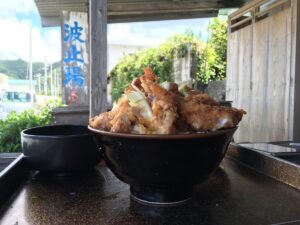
{"left": 226, "top": 24, "right": 253, "bottom": 142}
{"left": 227, "top": 0, "right": 296, "bottom": 142}
{"left": 267, "top": 7, "right": 292, "bottom": 140}
{"left": 89, "top": 0, "right": 107, "bottom": 117}
{"left": 251, "top": 15, "right": 269, "bottom": 141}
{"left": 35, "top": 0, "right": 250, "bottom": 26}
{"left": 291, "top": 0, "right": 300, "bottom": 141}
{"left": 108, "top": 10, "right": 218, "bottom": 23}
{"left": 226, "top": 29, "right": 237, "bottom": 102}
{"left": 226, "top": 29, "right": 239, "bottom": 138}
{"left": 61, "top": 11, "right": 89, "bottom": 107}
{"left": 51, "top": 106, "right": 89, "bottom": 125}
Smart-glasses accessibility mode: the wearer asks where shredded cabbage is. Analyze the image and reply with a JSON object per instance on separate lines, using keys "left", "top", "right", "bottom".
{"left": 125, "top": 91, "right": 153, "bottom": 120}
{"left": 160, "top": 81, "right": 171, "bottom": 90}
{"left": 132, "top": 123, "right": 147, "bottom": 134}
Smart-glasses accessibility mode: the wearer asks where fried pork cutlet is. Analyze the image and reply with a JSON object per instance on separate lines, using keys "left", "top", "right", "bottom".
{"left": 89, "top": 67, "right": 246, "bottom": 134}
{"left": 90, "top": 67, "right": 179, "bottom": 134}
{"left": 89, "top": 97, "right": 135, "bottom": 133}
{"left": 179, "top": 95, "right": 246, "bottom": 132}
{"left": 139, "top": 67, "right": 178, "bottom": 134}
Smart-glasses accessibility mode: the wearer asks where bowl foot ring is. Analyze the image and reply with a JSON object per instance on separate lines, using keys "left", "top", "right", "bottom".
{"left": 130, "top": 185, "right": 193, "bottom": 207}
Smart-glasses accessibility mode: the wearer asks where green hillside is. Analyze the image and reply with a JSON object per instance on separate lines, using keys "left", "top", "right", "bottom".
{"left": 0, "top": 59, "right": 61, "bottom": 79}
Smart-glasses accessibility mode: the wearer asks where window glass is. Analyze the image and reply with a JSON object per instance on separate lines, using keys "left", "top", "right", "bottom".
{"left": 2, "top": 92, "right": 31, "bottom": 103}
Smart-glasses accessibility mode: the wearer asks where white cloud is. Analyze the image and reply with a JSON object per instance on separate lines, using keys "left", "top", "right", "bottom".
{"left": 0, "top": 0, "right": 37, "bottom": 18}
{"left": 108, "top": 24, "right": 164, "bottom": 47}
{"left": 40, "top": 28, "right": 61, "bottom": 62}
{"left": 0, "top": 18, "right": 61, "bottom": 62}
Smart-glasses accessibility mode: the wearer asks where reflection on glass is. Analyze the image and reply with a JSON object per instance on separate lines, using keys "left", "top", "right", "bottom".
{"left": 2, "top": 91, "right": 31, "bottom": 103}
{"left": 239, "top": 143, "right": 299, "bottom": 153}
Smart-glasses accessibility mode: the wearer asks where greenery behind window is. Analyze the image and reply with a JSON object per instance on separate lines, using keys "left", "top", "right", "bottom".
{"left": 110, "top": 18, "right": 228, "bottom": 101}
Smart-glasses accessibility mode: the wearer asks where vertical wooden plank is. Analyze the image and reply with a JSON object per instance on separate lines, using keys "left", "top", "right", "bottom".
{"left": 226, "top": 30, "right": 239, "bottom": 103}
{"left": 227, "top": 11, "right": 254, "bottom": 143}
{"left": 291, "top": 0, "right": 300, "bottom": 141}
{"left": 282, "top": 4, "right": 292, "bottom": 141}
{"left": 225, "top": 32, "right": 235, "bottom": 102}
{"left": 252, "top": 17, "right": 269, "bottom": 142}
{"left": 61, "top": 11, "right": 89, "bottom": 107}
{"left": 89, "top": 0, "right": 107, "bottom": 118}
{"left": 267, "top": 7, "right": 291, "bottom": 141}
{"left": 228, "top": 30, "right": 240, "bottom": 140}
{"left": 234, "top": 25, "right": 253, "bottom": 142}
{"left": 285, "top": 4, "right": 292, "bottom": 141}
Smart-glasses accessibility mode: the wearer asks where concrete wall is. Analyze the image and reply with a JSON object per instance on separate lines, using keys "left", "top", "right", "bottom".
{"left": 0, "top": 74, "right": 8, "bottom": 93}
{"left": 7, "top": 84, "right": 34, "bottom": 92}
{"left": 173, "top": 45, "right": 198, "bottom": 85}
{"left": 199, "top": 80, "right": 226, "bottom": 102}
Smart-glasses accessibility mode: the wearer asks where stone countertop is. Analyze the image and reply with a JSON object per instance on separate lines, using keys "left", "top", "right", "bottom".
{"left": 0, "top": 153, "right": 20, "bottom": 172}
{"left": 1, "top": 158, "right": 300, "bottom": 225}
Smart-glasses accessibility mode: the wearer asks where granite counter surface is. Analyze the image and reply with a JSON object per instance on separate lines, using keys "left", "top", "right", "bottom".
{"left": 1, "top": 158, "right": 300, "bottom": 225}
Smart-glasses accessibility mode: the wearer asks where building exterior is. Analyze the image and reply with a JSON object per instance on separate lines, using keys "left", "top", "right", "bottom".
{"left": 107, "top": 24, "right": 163, "bottom": 72}
{"left": 0, "top": 74, "right": 8, "bottom": 94}
{"left": 7, "top": 80, "right": 37, "bottom": 93}
{"left": 108, "top": 43, "right": 146, "bottom": 72}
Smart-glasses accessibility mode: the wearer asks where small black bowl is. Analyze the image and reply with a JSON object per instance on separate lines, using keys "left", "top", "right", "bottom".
{"left": 89, "top": 126, "right": 237, "bottom": 206}
{"left": 22, "top": 125, "right": 102, "bottom": 174}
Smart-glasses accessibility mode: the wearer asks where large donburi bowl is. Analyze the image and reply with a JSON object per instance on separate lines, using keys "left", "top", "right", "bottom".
{"left": 89, "top": 126, "right": 237, "bottom": 206}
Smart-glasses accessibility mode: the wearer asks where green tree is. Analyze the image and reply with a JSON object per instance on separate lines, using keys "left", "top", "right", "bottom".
{"left": 110, "top": 18, "right": 228, "bottom": 101}
{"left": 0, "top": 59, "right": 61, "bottom": 80}
{"left": 0, "top": 99, "right": 63, "bottom": 152}
{"left": 110, "top": 33, "right": 205, "bottom": 101}
{"left": 197, "top": 18, "right": 228, "bottom": 83}
{"left": 209, "top": 17, "right": 228, "bottom": 81}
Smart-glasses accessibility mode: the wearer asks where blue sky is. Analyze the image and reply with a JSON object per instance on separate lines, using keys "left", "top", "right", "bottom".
{"left": 16, "top": 11, "right": 41, "bottom": 27}
{"left": 130, "top": 19, "right": 210, "bottom": 39}
{"left": 0, "top": 0, "right": 211, "bottom": 62}
{"left": 0, "top": 0, "right": 61, "bottom": 62}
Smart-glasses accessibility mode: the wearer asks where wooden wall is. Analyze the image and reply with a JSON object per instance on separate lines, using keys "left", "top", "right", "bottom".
{"left": 226, "top": 0, "right": 298, "bottom": 142}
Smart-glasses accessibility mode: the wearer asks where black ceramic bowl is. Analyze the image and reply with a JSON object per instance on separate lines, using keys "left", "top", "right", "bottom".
{"left": 89, "top": 126, "right": 237, "bottom": 205}
{"left": 22, "top": 125, "right": 102, "bottom": 173}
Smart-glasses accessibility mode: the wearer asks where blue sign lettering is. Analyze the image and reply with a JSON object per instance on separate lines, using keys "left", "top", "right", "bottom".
{"left": 64, "top": 66, "right": 85, "bottom": 87}
{"left": 64, "top": 45, "right": 84, "bottom": 63}
{"left": 64, "top": 21, "right": 85, "bottom": 43}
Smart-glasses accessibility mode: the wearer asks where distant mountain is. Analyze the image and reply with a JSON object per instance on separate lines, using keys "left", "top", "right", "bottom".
{"left": 0, "top": 59, "right": 61, "bottom": 79}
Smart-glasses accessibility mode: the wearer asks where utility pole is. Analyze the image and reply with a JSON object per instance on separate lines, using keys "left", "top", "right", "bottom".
{"left": 37, "top": 74, "right": 41, "bottom": 94}
{"left": 56, "top": 69, "right": 60, "bottom": 97}
{"left": 44, "top": 61, "right": 48, "bottom": 95}
{"left": 54, "top": 69, "right": 57, "bottom": 97}
{"left": 50, "top": 63, "right": 54, "bottom": 96}
{"left": 29, "top": 26, "right": 33, "bottom": 92}
{"left": 57, "top": 70, "right": 60, "bottom": 97}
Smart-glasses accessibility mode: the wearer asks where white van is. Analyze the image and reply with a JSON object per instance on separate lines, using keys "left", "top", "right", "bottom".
{"left": 0, "top": 91, "right": 36, "bottom": 120}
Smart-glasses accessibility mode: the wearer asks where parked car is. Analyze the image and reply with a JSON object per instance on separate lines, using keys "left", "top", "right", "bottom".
{"left": 0, "top": 91, "right": 36, "bottom": 120}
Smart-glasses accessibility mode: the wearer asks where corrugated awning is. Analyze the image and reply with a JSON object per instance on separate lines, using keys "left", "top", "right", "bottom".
{"left": 34, "top": 0, "right": 249, "bottom": 27}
